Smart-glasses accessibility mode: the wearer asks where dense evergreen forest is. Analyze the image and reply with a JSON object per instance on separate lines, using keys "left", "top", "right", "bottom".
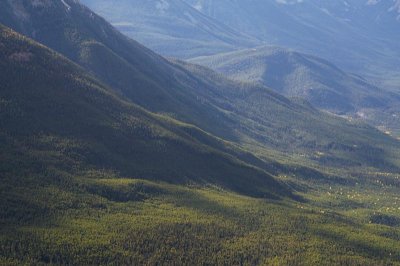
{"left": 0, "top": 1, "right": 400, "bottom": 265}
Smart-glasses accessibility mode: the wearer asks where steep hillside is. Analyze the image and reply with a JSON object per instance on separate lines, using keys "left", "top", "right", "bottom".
{"left": 80, "top": 0, "right": 260, "bottom": 58}
{"left": 190, "top": 46, "right": 400, "bottom": 133}
{"left": 2, "top": 27, "right": 400, "bottom": 265}
{"left": 0, "top": 24, "right": 290, "bottom": 199}
{"left": 1, "top": 0, "right": 399, "bottom": 170}
{"left": 2, "top": 3, "right": 400, "bottom": 265}
{"left": 0, "top": 0, "right": 238, "bottom": 139}
{"left": 178, "top": 61, "right": 400, "bottom": 168}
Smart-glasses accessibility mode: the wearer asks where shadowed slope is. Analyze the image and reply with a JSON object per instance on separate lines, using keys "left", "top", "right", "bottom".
{"left": 1, "top": 0, "right": 399, "bottom": 170}
{"left": 0, "top": 24, "right": 291, "bottom": 199}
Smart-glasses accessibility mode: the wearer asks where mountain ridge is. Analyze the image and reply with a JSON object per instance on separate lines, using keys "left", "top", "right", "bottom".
{"left": 2, "top": 1, "right": 400, "bottom": 264}
{"left": 190, "top": 45, "right": 400, "bottom": 119}
{"left": 184, "top": 0, "right": 400, "bottom": 86}
{"left": 1, "top": 0, "right": 399, "bottom": 171}
{"left": 80, "top": 0, "right": 260, "bottom": 58}
{"left": 0, "top": 23, "right": 291, "bottom": 199}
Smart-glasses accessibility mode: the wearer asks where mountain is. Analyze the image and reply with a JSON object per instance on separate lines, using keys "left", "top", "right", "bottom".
{"left": 80, "top": 0, "right": 259, "bottom": 58}
{"left": 0, "top": 0, "right": 237, "bottom": 139}
{"left": 73, "top": 0, "right": 400, "bottom": 135}
{"left": 0, "top": 24, "right": 300, "bottom": 264}
{"left": 1, "top": 0, "right": 399, "bottom": 170}
{"left": 0, "top": 24, "right": 292, "bottom": 199}
{"left": 184, "top": 0, "right": 400, "bottom": 86}
{"left": 1, "top": 28, "right": 400, "bottom": 264}
{"left": 190, "top": 46, "right": 400, "bottom": 134}
{"left": 2, "top": 2, "right": 400, "bottom": 265}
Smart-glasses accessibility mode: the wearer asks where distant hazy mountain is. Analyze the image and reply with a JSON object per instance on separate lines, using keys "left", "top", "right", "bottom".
{"left": 80, "top": 0, "right": 400, "bottom": 85}
{"left": 184, "top": 0, "right": 400, "bottom": 85}
{"left": 191, "top": 46, "right": 400, "bottom": 134}
{"left": 190, "top": 45, "right": 398, "bottom": 113}
{"left": 80, "top": 0, "right": 260, "bottom": 58}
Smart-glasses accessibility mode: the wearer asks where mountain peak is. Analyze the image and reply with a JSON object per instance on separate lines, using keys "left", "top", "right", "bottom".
{"left": 6, "top": 0, "right": 77, "bottom": 25}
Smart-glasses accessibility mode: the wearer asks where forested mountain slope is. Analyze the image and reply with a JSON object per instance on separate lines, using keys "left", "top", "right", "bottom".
{"left": 190, "top": 46, "right": 400, "bottom": 134}
{"left": 1, "top": 0, "right": 399, "bottom": 170}
{"left": 1, "top": 2, "right": 400, "bottom": 265}
{"left": 1, "top": 26, "right": 400, "bottom": 264}
{"left": 0, "top": 24, "right": 293, "bottom": 206}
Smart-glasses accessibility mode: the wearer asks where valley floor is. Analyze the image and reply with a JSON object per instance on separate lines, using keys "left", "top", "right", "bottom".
{"left": 1, "top": 170, "right": 400, "bottom": 265}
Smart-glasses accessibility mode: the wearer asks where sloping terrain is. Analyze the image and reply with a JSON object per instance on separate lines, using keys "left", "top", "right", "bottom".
{"left": 0, "top": 24, "right": 291, "bottom": 199}
{"left": 1, "top": 27, "right": 400, "bottom": 264}
{"left": 1, "top": 0, "right": 399, "bottom": 170}
{"left": 184, "top": 0, "right": 400, "bottom": 86}
{"left": 190, "top": 46, "right": 400, "bottom": 133}
{"left": 1, "top": 2, "right": 400, "bottom": 265}
{"left": 0, "top": 0, "right": 240, "bottom": 139}
{"left": 1, "top": 27, "right": 400, "bottom": 265}
{"left": 80, "top": 0, "right": 259, "bottom": 58}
